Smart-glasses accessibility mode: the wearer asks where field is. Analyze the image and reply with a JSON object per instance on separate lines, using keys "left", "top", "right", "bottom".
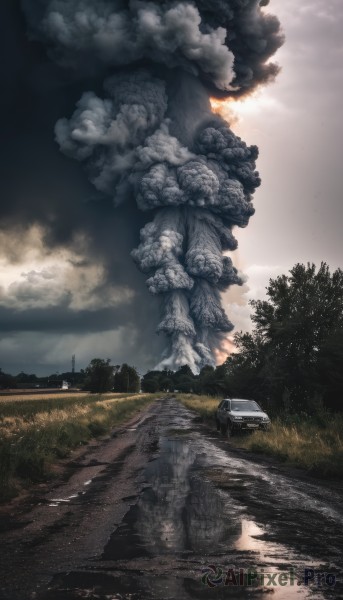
{"left": 0, "top": 390, "right": 88, "bottom": 402}
{"left": 0, "top": 391, "right": 157, "bottom": 501}
{"left": 177, "top": 394, "right": 343, "bottom": 478}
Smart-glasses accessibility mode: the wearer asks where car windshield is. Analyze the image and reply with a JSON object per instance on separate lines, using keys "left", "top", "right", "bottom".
{"left": 231, "top": 400, "right": 261, "bottom": 412}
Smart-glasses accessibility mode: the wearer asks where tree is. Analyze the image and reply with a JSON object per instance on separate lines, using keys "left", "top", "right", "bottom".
{"left": 84, "top": 358, "right": 114, "bottom": 393}
{"left": 225, "top": 263, "right": 343, "bottom": 411}
{"left": 315, "top": 328, "right": 343, "bottom": 411}
{"left": 0, "top": 369, "right": 16, "bottom": 389}
{"left": 222, "top": 332, "right": 268, "bottom": 404}
{"left": 16, "top": 371, "right": 38, "bottom": 383}
{"left": 173, "top": 365, "right": 195, "bottom": 392}
{"left": 141, "top": 375, "right": 160, "bottom": 393}
{"left": 113, "top": 364, "right": 140, "bottom": 393}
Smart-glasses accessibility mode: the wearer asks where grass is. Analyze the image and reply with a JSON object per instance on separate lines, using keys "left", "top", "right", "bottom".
{"left": 177, "top": 393, "right": 220, "bottom": 420}
{"left": 0, "top": 391, "right": 88, "bottom": 402}
{"left": 177, "top": 394, "right": 343, "bottom": 479}
{"left": 0, "top": 392, "right": 134, "bottom": 418}
{"left": 0, "top": 392, "right": 157, "bottom": 502}
{"left": 240, "top": 418, "right": 343, "bottom": 478}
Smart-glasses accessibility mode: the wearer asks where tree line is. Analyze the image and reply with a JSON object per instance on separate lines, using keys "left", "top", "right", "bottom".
{"left": 1, "top": 263, "right": 342, "bottom": 412}
{"left": 142, "top": 263, "right": 343, "bottom": 413}
{"left": 0, "top": 362, "right": 140, "bottom": 394}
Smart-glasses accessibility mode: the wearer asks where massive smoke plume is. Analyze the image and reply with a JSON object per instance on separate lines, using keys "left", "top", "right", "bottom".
{"left": 22, "top": 0, "right": 284, "bottom": 372}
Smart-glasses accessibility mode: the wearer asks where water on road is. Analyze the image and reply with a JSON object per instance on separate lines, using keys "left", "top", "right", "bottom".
{"left": 0, "top": 398, "right": 342, "bottom": 600}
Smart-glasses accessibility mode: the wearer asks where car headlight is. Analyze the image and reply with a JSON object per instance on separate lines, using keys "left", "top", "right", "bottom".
{"left": 262, "top": 417, "right": 270, "bottom": 422}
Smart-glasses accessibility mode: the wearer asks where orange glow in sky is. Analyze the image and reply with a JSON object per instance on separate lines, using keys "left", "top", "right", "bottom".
{"left": 214, "top": 336, "right": 236, "bottom": 365}
{"left": 210, "top": 90, "right": 279, "bottom": 127}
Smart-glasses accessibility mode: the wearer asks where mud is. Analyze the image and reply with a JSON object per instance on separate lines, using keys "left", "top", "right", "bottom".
{"left": 0, "top": 398, "right": 342, "bottom": 600}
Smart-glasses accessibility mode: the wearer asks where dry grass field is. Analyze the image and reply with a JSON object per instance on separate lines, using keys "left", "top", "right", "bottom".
{"left": 0, "top": 392, "right": 157, "bottom": 501}
{"left": 0, "top": 391, "right": 89, "bottom": 402}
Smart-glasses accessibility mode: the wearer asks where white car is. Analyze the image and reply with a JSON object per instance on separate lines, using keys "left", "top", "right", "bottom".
{"left": 215, "top": 398, "right": 271, "bottom": 438}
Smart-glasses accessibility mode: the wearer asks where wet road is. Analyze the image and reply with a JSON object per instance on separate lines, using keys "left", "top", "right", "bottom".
{"left": 0, "top": 397, "right": 342, "bottom": 600}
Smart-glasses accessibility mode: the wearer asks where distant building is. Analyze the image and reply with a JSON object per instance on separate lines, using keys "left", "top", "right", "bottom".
{"left": 61, "top": 380, "right": 70, "bottom": 390}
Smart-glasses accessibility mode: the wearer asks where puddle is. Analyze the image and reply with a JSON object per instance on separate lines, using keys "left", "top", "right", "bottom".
{"left": 102, "top": 438, "right": 241, "bottom": 559}
{"left": 235, "top": 519, "right": 265, "bottom": 552}
{"left": 48, "top": 490, "right": 88, "bottom": 507}
{"left": 98, "top": 435, "right": 326, "bottom": 598}
{"left": 46, "top": 479, "right": 93, "bottom": 508}
{"left": 37, "top": 401, "right": 341, "bottom": 599}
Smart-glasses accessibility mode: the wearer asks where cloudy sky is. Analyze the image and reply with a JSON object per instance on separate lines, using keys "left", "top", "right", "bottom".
{"left": 0, "top": 0, "right": 342, "bottom": 376}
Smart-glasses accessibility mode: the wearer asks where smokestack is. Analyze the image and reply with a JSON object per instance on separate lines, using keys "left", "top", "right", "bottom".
{"left": 22, "top": 0, "right": 284, "bottom": 372}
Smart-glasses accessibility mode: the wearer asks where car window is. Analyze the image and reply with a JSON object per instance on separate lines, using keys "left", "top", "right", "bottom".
{"left": 231, "top": 400, "right": 261, "bottom": 411}
{"left": 223, "top": 400, "right": 229, "bottom": 409}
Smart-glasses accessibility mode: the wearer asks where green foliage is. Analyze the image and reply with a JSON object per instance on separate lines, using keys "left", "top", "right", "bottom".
{"left": 179, "top": 394, "right": 343, "bottom": 478}
{"left": 224, "top": 262, "right": 343, "bottom": 412}
{"left": 239, "top": 413, "right": 343, "bottom": 478}
{"left": 84, "top": 358, "right": 115, "bottom": 393}
{"left": 113, "top": 363, "right": 140, "bottom": 393}
{"left": 16, "top": 371, "right": 38, "bottom": 383}
{"left": 144, "top": 262, "right": 343, "bottom": 416}
{"left": 141, "top": 369, "right": 175, "bottom": 393}
{"left": 0, "top": 393, "right": 156, "bottom": 501}
{"left": 0, "top": 369, "right": 16, "bottom": 390}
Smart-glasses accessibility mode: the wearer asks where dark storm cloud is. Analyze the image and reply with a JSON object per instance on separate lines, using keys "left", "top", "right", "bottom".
{"left": 0, "top": 305, "right": 125, "bottom": 334}
{"left": 0, "top": 2, "right": 164, "bottom": 365}
{"left": 0, "top": 0, "right": 283, "bottom": 373}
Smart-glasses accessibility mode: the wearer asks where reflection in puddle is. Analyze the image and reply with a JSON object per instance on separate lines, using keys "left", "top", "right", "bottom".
{"left": 41, "top": 402, "right": 333, "bottom": 600}
{"left": 99, "top": 434, "right": 321, "bottom": 599}
{"left": 46, "top": 480, "right": 93, "bottom": 507}
{"left": 103, "top": 437, "right": 242, "bottom": 560}
{"left": 48, "top": 491, "right": 87, "bottom": 507}
{"left": 235, "top": 518, "right": 265, "bottom": 552}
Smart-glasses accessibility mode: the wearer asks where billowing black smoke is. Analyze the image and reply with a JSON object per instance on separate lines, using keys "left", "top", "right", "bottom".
{"left": 22, "top": 0, "right": 284, "bottom": 372}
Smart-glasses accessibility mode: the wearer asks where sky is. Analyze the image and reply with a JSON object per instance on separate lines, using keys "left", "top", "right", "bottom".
{"left": 0, "top": 0, "right": 342, "bottom": 376}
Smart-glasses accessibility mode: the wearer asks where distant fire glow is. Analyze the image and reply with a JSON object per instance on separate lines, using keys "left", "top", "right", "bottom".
{"left": 210, "top": 90, "right": 279, "bottom": 126}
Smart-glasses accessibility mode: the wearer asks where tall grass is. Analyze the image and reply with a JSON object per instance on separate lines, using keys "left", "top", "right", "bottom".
{"left": 177, "top": 393, "right": 343, "bottom": 478}
{"left": 0, "top": 393, "right": 157, "bottom": 501}
{"left": 240, "top": 418, "right": 343, "bottom": 478}
{"left": 177, "top": 393, "right": 219, "bottom": 420}
{"left": 0, "top": 392, "right": 88, "bottom": 403}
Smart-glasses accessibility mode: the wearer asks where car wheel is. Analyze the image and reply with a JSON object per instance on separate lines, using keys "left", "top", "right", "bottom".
{"left": 226, "top": 421, "right": 233, "bottom": 438}
{"left": 215, "top": 419, "right": 220, "bottom": 431}
{"left": 220, "top": 423, "right": 226, "bottom": 436}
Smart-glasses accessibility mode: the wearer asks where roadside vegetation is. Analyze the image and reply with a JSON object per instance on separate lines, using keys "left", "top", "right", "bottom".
{"left": 1, "top": 262, "right": 342, "bottom": 491}
{"left": 144, "top": 263, "right": 343, "bottom": 414}
{"left": 146, "top": 263, "right": 343, "bottom": 478}
{"left": 0, "top": 361, "right": 141, "bottom": 394}
{"left": 0, "top": 392, "right": 157, "bottom": 502}
{"left": 178, "top": 393, "right": 343, "bottom": 478}
{"left": 177, "top": 394, "right": 218, "bottom": 420}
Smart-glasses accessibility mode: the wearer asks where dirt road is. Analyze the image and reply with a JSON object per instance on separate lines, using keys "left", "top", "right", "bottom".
{"left": 0, "top": 397, "right": 342, "bottom": 600}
